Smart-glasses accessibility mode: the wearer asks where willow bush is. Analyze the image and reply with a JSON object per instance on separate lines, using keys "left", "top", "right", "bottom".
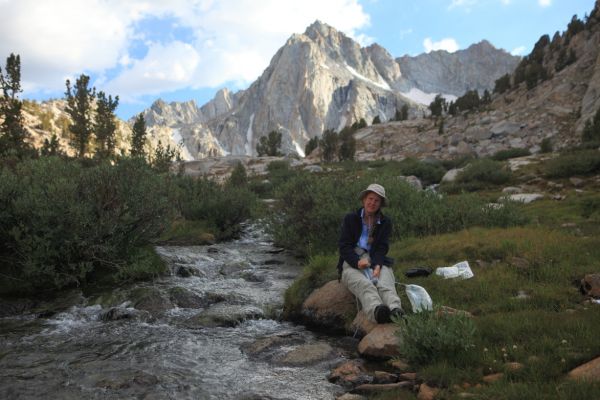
{"left": 270, "top": 171, "right": 527, "bottom": 258}
{"left": 0, "top": 157, "right": 173, "bottom": 293}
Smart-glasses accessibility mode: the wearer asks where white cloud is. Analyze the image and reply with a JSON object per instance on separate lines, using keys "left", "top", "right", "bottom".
{"left": 511, "top": 46, "right": 527, "bottom": 56}
{"left": 0, "top": 0, "right": 132, "bottom": 92}
{"left": 105, "top": 41, "right": 200, "bottom": 99}
{"left": 0, "top": 0, "right": 370, "bottom": 100}
{"left": 538, "top": 0, "right": 551, "bottom": 7}
{"left": 423, "top": 37, "right": 460, "bottom": 53}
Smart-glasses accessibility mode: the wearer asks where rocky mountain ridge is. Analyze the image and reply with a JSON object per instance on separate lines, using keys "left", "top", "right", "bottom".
{"left": 139, "top": 21, "right": 519, "bottom": 159}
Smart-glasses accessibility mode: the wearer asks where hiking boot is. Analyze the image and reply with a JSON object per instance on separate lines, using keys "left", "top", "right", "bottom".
{"left": 374, "top": 304, "right": 391, "bottom": 324}
{"left": 390, "top": 308, "right": 406, "bottom": 321}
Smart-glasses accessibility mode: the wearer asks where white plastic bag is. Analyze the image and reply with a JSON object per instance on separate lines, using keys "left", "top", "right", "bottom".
{"left": 435, "top": 261, "right": 473, "bottom": 280}
{"left": 404, "top": 284, "right": 433, "bottom": 313}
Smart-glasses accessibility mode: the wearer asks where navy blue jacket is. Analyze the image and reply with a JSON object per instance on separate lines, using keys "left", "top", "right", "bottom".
{"left": 337, "top": 208, "right": 392, "bottom": 275}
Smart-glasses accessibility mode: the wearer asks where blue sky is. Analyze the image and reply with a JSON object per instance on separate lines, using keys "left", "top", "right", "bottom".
{"left": 0, "top": 0, "right": 595, "bottom": 120}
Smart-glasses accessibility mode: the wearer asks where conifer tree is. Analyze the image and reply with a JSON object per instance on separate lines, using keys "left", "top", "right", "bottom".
{"left": 372, "top": 115, "right": 381, "bottom": 125}
{"left": 40, "top": 134, "right": 62, "bottom": 156}
{"left": 0, "top": 53, "right": 31, "bottom": 156}
{"left": 304, "top": 136, "right": 319, "bottom": 156}
{"left": 256, "top": 130, "right": 282, "bottom": 156}
{"left": 94, "top": 91, "right": 119, "bottom": 159}
{"left": 65, "top": 74, "right": 95, "bottom": 158}
{"left": 130, "top": 113, "right": 147, "bottom": 158}
{"left": 338, "top": 126, "right": 356, "bottom": 161}
{"left": 400, "top": 104, "right": 409, "bottom": 121}
{"left": 319, "top": 129, "right": 338, "bottom": 163}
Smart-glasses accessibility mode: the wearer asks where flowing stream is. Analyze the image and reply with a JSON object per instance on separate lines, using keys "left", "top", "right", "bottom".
{"left": 0, "top": 224, "right": 351, "bottom": 399}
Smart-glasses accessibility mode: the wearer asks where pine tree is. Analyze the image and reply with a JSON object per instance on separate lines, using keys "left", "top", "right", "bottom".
{"left": 130, "top": 113, "right": 147, "bottom": 158}
{"left": 65, "top": 74, "right": 95, "bottom": 158}
{"left": 400, "top": 104, "right": 409, "bottom": 121}
{"left": 319, "top": 129, "right": 338, "bottom": 163}
{"left": 304, "top": 136, "right": 319, "bottom": 156}
{"left": 429, "top": 94, "right": 446, "bottom": 117}
{"left": 151, "top": 140, "right": 181, "bottom": 173}
{"left": 338, "top": 127, "right": 356, "bottom": 161}
{"left": 94, "top": 91, "right": 119, "bottom": 159}
{"left": 256, "top": 130, "right": 282, "bottom": 156}
{"left": 372, "top": 115, "right": 381, "bottom": 125}
{"left": 40, "top": 134, "right": 62, "bottom": 156}
{"left": 0, "top": 53, "right": 31, "bottom": 156}
{"left": 228, "top": 161, "right": 248, "bottom": 187}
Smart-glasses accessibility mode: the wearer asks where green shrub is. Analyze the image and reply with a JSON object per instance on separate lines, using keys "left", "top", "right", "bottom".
{"left": 492, "top": 148, "right": 531, "bottom": 161}
{"left": 174, "top": 176, "right": 258, "bottom": 240}
{"left": 540, "top": 138, "right": 553, "bottom": 153}
{"left": 0, "top": 157, "right": 173, "bottom": 293}
{"left": 443, "top": 159, "right": 512, "bottom": 192}
{"left": 545, "top": 150, "right": 600, "bottom": 178}
{"left": 397, "top": 307, "right": 477, "bottom": 366}
{"left": 270, "top": 171, "right": 527, "bottom": 257}
{"left": 397, "top": 158, "right": 446, "bottom": 186}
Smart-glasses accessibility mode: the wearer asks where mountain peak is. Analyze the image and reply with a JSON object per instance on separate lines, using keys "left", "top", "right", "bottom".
{"left": 304, "top": 20, "right": 341, "bottom": 40}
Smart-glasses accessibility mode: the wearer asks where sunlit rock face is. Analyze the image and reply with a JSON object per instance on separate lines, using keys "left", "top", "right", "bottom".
{"left": 140, "top": 21, "right": 518, "bottom": 159}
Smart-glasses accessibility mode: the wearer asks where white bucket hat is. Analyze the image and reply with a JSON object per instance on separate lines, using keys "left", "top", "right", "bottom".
{"left": 358, "top": 183, "right": 387, "bottom": 207}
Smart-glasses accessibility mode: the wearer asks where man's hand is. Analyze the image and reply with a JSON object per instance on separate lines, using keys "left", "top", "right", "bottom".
{"left": 357, "top": 258, "right": 370, "bottom": 269}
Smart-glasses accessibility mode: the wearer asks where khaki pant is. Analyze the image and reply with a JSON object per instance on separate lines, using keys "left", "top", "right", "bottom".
{"left": 341, "top": 262, "right": 402, "bottom": 322}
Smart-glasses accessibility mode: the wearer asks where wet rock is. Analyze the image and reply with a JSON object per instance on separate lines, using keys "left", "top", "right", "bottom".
{"left": 168, "top": 287, "right": 205, "bottom": 308}
{"left": 240, "top": 271, "right": 266, "bottom": 282}
{"left": 130, "top": 287, "right": 172, "bottom": 317}
{"left": 220, "top": 261, "right": 252, "bottom": 275}
{"left": 336, "top": 394, "right": 366, "bottom": 400}
{"left": 187, "top": 304, "right": 264, "bottom": 328}
{"left": 352, "top": 381, "right": 413, "bottom": 394}
{"left": 568, "top": 356, "right": 600, "bottom": 381}
{"left": 207, "top": 247, "right": 220, "bottom": 254}
{"left": 99, "top": 307, "right": 152, "bottom": 322}
{"left": 243, "top": 336, "right": 288, "bottom": 357}
{"left": 349, "top": 310, "right": 377, "bottom": 338}
{"left": 357, "top": 325, "right": 401, "bottom": 359}
{"left": 0, "top": 298, "right": 36, "bottom": 317}
{"left": 580, "top": 274, "right": 600, "bottom": 298}
{"left": 277, "top": 342, "right": 335, "bottom": 366}
{"left": 328, "top": 360, "right": 371, "bottom": 387}
{"left": 95, "top": 371, "right": 159, "bottom": 390}
{"left": 301, "top": 280, "right": 356, "bottom": 332}
{"left": 176, "top": 265, "right": 199, "bottom": 277}
{"left": 373, "top": 371, "right": 398, "bottom": 384}
{"left": 264, "top": 259, "right": 284, "bottom": 265}
{"left": 31, "top": 290, "right": 85, "bottom": 317}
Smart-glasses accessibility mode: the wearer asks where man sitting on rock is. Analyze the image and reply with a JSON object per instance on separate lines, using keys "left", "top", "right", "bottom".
{"left": 337, "top": 183, "right": 405, "bottom": 324}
